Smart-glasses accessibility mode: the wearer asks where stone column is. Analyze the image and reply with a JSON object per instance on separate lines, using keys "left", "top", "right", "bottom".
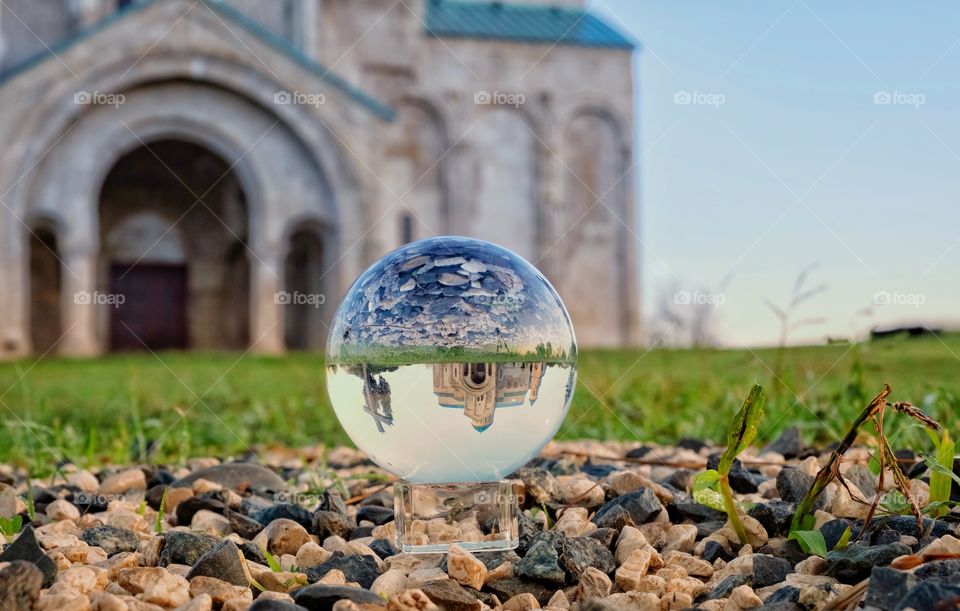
{"left": 301, "top": 0, "right": 320, "bottom": 59}
{"left": 59, "top": 247, "right": 101, "bottom": 356}
{"left": 0, "top": 223, "right": 28, "bottom": 358}
{"left": 249, "top": 248, "right": 285, "bottom": 354}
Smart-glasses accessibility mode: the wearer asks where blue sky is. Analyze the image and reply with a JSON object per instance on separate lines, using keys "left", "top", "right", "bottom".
{"left": 593, "top": 1, "right": 960, "bottom": 346}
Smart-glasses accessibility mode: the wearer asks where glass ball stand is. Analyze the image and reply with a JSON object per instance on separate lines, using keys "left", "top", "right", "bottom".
{"left": 394, "top": 480, "right": 519, "bottom": 553}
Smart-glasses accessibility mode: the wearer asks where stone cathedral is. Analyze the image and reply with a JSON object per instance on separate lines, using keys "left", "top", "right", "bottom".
{"left": 0, "top": 0, "right": 641, "bottom": 358}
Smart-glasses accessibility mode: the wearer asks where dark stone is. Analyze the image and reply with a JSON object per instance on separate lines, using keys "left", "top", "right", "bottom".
{"left": 175, "top": 495, "right": 224, "bottom": 526}
{"left": 844, "top": 464, "right": 877, "bottom": 497}
{"left": 703, "top": 574, "right": 752, "bottom": 600}
{"left": 546, "top": 458, "right": 580, "bottom": 477}
{"left": 764, "top": 586, "right": 800, "bottom": 603}
{"left": 28, "top": 487, "right": 56, "bottom": 505}
{"left": 824, "top": 542, "right": 911, "bottom": 583}
{"left": 72, "top": 490, "right": 108, "bottom": 513}
{"left": 869, "top": 515, "right": 954, "bottom": 539}
{"left": 240, "top": 541, "right": 268, "bottom": 565}
{"left": 367, "top": 538, "right": 397, "bottom": 560}
{"left": 483, "top": 577, "right": 558, "bottom": 607}
{"left": 516, "top": 509, "right": 541, "bottom": 556}
{"left": 348, "top": 526, "right": 374, "bottom": 540}
{"left": 748, "top": 501, "right": 795, "bottom": 537}
{"left": 514, "top": 467, "right": 560, "bottom": 505}
{"left": 147, "top": 469, "right": 176, "bottom": 488}
{"left": 593, "top": 504, "right": 635, "bottom": 530}
{"left": 311, "top": 510, "right": 356, "bottom": 540}
{"left": 864, "top": 566, "right": 917, "bottom": 611}
{"left": 764, "top": 427, "right": 804, "bottom": 459}
{"left": 756, "top": 604, "right": 803, "bottom": 611}
{"left": 249, "top": 599, "right": 308, "bottom": 611}
{"left": 897, "top": 578, "right": 960, "bottom": 611}
{"left": 304, "top": 552, "right": 379, "bottom": 589}
{"left": 159, "top": 531, "right": 221, "bottom": 566}
{"left": 707, "top": 455, "right": 765, "bottom": 493}
{"left": 625, "top": 446, "right": 652, "bottom": 459}
{"left": 80, "top": 525, "right": 140, "bottom": 556}
{"left": 145, "top": 485, "right": 169, "bottom": 511}
{"left": 581, "top": 463, "right": 617, "bottom": 479}
{"left": 418, "top": 579, "right": 482, "bottom": 611}
{"left": 819, "top": 518, "right": 854, "bottom": 551}
{"left": 677, "top": 437, "right": 710, "bottom": 452}
{"left": 752, "top": 554, "right": 792, "bottom": 589}
{"left": 702, "top": 540, "right": 733, "bottom": 563}
{"left": 913, "top": 558, "right": 960, "bottom": 580}
{"left": 872, "top": 529, "right": 901, "bottom": 547}
{"left": 0, "top": 526, "right": 57, "bottom": 587}
{"left": 775, "top": 468, "right": 813, "bottom": 504}
{"left": 592, "top": 488, "right": 663, "bottom": 527}
{"left": 354, "top": 505, "right": 393, "bottom": 526}
{"left": 0, "top": 560, "right": 44, "bottom": 611}
{"left": 661, "top": 468, "right": 696, "bottom": 491}
{"left": 585, "top": 527, "right": 618, "bottom": 549}
{"left": 253, "top": 504, "right": 314, "bottom": 530}
{"left": 224, "top": 508, "right": 263, "bottom": 539}
{"left": 240, "top": 495, "right": 275, "bottom": 517}
{"left": 669, "top": 498, "right": 726, "bottom": 523}
{"left": 756, "top": 539, "right": 808, "bottom": 567}
{"left": 185, "top": 539, "right": 246, "bottom": 586}
{"left": 171, "top": 463, "right": 286, "bottom": 492}
{"left": 696, "top": 520, "right": 727, "bottom": 538}
{"left": 559, "top": 536, "right": 614, "bottom": 580}
{"left": 516, "top": 539, "right": 565, "bottom": 584}
{"left": 316, "top": 491, "right": 349, "bottom": 516}
{"left": 291, "top": 584, "right": 383, "bottom": 611}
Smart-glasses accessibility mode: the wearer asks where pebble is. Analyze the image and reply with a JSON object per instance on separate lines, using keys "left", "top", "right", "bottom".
{"left": 98, "top": 469, "right": 147, "bottom": 495}
{"left": 1, "top": 439, "right": 955, "bottom": 611}
{"left": 255, "top": 519, "right": 311, "bottom": 556}
{"left": 117, "top": 567, "right": 190, "bottom": 607}
{"left": 46, "top": 499, "right": 80, "bottom": 522}
{"left": 446, "top": 544, "right": 486, "bottom": 590}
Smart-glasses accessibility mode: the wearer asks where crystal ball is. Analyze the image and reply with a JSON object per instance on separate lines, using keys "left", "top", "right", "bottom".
{"left": 326, "top": 236, "right": 577, "bottom": 483}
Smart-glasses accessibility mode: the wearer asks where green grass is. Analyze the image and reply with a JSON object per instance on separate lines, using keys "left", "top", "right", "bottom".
{"left": 1, "top": 333, "right": 959, "bottom": 472}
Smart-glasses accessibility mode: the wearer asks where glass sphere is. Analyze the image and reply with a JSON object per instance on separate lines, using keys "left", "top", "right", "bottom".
{"left": 326, "top": 236, "right": 577, "bottom": 483}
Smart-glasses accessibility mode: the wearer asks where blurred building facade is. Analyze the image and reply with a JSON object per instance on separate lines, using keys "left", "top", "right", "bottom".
{"left": 0, "top": 0, "right": 640, "bottom": 358}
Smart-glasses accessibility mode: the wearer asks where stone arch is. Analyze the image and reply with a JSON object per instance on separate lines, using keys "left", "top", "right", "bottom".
{"left": 3, "top": 54, "right": 364, "bottom": 355}
{"left": 3, "top": 50, "right": 369, "bottom": 279}
{"left": 380, "top": 96, "right": 451, "bottom": 248}
{"left": 468, "top": 107, "right": 541, "bottom": 261}
{"left": 559, "top": 106, "right": 631, "bottom": 346}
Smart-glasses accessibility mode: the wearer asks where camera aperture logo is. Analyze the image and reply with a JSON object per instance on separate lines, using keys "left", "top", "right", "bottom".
{"left": 474, "top": 90, "right": 526, "bottom": 108}
{"left": 274, "top": 90, "right": 326, "bottom": 108}
{"left": 274, "top": 291, "right": 326, "bottom": 308}
{"left": 674, "top": 90, "right": 725, "bottom": 108}
{"left": 873, "top": 90, "right": 925, "bottom": 108}
{"left": 873, "top": 290, "right": 925, "bottom": 308}
{"left": 674, "top": 290, "right": 725, "bottom": 308}
{"left": 74, "top": 291, "right": 125, "bottom": 308}
{"left": 73, "top": 91, "right": 125, "bottom": 108}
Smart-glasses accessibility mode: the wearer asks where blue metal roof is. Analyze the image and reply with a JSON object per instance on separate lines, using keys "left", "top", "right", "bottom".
{"left": 424, "top": 0, "right": 635, "bottom": 50}
{"left": 0, "top": 0, "right": 394, "bottom": 121}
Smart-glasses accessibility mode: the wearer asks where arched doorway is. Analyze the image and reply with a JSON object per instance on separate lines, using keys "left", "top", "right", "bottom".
{"left": 99, "top": 140, "right": 251, "bottom": 351}
{"left": 283, "top": 225, "right": 327, "bottom": 351}
{"left": 28, "top": 225, "right": 62, "bottom": 354}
